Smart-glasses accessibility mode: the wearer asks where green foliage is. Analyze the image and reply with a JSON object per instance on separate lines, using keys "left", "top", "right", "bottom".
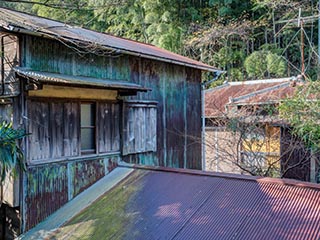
{"left": 3, "top": 0, "right": 320, "bottom": 81}
{"left": 280, "top": 82, "right": 320, "bottom": 150}
{"left": 0, "top": 122, "right": 26, "bottom": 182}
{"left": 209, "top": 0, "right": 253, "bottom": 21}
{"left": 244, "top": 51, "right": 286, "bottom": 79}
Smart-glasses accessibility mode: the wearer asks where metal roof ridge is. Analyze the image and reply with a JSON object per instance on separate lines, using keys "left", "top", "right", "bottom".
{"left": 229, "top": 81, "right": 292, "bottom": 104}
{"left": 204, "top": 82, "right": 230, "bottom": 93}
{"left": 228, "top": 77, "right": 296, "bottom": 86}
{"left": 118, "top": 162, "right": 320, "bottom": 191}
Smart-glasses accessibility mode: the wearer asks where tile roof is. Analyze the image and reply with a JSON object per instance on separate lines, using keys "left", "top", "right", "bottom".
{"left": 46, "top": 165, "right": 320, "bottom": 240}
{"left": 205, "top": 78, "right": 299, "bottom": 117}
{"left": 0, "top": 8, "right": 219, "bottom": 72}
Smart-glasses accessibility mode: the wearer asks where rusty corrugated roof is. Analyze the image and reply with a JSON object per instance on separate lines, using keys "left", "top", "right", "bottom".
{"left": 205, "top": 78, "right": 299, "bottom": 117}
{"left": 48, "top": 166, "right": 320, "bottom": 240}
{"left": 0, "top": 7, "right": 218, "bottom": 72}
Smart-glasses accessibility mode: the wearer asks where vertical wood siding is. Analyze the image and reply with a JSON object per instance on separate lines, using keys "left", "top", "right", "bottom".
{"left": 27, "top": 99, "right": 120, "bottom": 162}
{"left": 98, "top": 102, "right": 120, "bottom": 153}
{"left": 22, "top": 36, "right": 202, "bottom": 169}
{"left": 122, "top": 102, "right": 157, "bottom": 155}
{"left": 0, "top": 103, "right": 12, "bottom": 122}
{"left": 1, "top": 34, "right": 20, "bottom": 96}
{"left": 27, "top": 100, "right": 79, "bottom": 161}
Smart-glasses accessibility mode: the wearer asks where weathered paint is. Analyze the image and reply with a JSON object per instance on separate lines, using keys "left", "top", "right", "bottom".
{"left": 47, "top": 167, "right": 320, "bottom": 240}
{"left": 14, "top": 33, "right": 203, "bottom": 232}
{"left": 23, "top": 154, "right": 120, "bottom": 232}
{"left": 0, "top": 33, "right": 20, "bottom": 96}
{"left": 128, "top": 57, "right": 202, "bottom": 169}
{"left": 22, "top": 36, "right": 202, "bottom": 169}
{"left": 25, "top": 163, "right": 68, "bottom": 231}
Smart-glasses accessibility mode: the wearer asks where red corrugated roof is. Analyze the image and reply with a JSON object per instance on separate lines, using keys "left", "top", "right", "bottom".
{"left": 52, "top": 165, "right": 320, "bottom": 239}
{"left": 0, "top": 7, "right": 219, "bottom": 72}
{"left": 205, "top": 78, "right": 299, "bottom": 117}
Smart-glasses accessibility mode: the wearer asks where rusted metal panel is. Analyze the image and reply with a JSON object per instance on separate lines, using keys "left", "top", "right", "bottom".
{"left": 24, "top": 155, "right": 120, "bottom": 231}
{"left": 205, "top": 80, "right": 294, "bottom": 117}
{"left": 122, "top": 152, "right": 159, "bottom": 166}
{"left": 25, "top": 163, "right": 68, "bottom": 231}
{"left": 55, "top": 167, "right": 320, "bottom": 239}
{"left": 72, "top": 159, "right": 105, "bottom": 197}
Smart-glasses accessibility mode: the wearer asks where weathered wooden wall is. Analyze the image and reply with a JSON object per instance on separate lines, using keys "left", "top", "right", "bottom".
{"left": 0, "top": 102, "right": 12, "bottom": 122}
{"left": 0, "top": 33, "right": 20, "bottom": 96}
{"left": 18, "top": 35, "right": 203, "bottom": 232}
{"left": 122, "top": 101, "right": 157, "bottom": 155}
{"left": 126, "top": 57, "right": 202, "bottom": 169}
{"left": 27, "top": 99, "right": 120, "bottom": 162}
{"left": 21, "top": 35, "right": 202, "bottom": 169}
{"left": 23, "top": 155, "right": 119, "bottom": 231}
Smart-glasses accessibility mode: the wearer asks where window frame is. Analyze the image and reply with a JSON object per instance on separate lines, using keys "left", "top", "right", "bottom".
{"left": 80, "top": 102, "right": 97, "bottom": 155}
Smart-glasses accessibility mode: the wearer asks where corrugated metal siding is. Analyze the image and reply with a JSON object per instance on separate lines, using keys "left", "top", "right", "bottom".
{"left": 24, "top": 155, "right": 119, "bottom": 231}
{"left": 25, "top": 163, "right": 68, "bottom": 231}
{"left": 72, "top": 159, "right": 105, "bottom": 196}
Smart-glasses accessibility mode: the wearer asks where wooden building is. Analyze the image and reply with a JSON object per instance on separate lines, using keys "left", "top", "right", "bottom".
{"left": 204, "top": 78, "right": 319, "bottom": 181}
{"left": 0, "top": 8, "right": 218, "bottom": 235}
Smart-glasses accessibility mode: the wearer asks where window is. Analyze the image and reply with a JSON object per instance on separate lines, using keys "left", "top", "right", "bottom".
{"left": 81, "top": 103, "right": 96, "bottom": 154}
{"left": 122, "top": 101, "right": 157, "bottom": 155}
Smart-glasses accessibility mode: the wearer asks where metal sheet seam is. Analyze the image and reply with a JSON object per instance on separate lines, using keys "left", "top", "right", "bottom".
{"left": 169, "top": 179, "right": 225, "bottom": 240}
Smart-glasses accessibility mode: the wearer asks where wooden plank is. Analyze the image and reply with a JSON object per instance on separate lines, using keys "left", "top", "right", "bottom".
{"left": 63, "top": 102, "right": 80, "bottom": 157}
{"left": 111, "top": 104, "right": 120, "bottom": 151}
{"left": 51, "top": 102, "right": 64, "bottom": 158}
{"left": 0, "top": 103, "right": 12, "bottom": 122}
{"left": 98, "top": 103, "right": 111, "bottom": 152}
{"left": 28, "top": 101, "right": 50, "bottom": 161}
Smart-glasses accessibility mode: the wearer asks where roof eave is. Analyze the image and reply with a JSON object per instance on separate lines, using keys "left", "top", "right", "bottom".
{"left": 5, "top": 25, "right": 218, "bottom": 72}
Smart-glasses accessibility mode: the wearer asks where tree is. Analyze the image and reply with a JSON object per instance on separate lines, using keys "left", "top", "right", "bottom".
{"left": 244, "top": 50, "right": 286, "bottom": 79}
{"left": 0, "top": 122, "right": 26, "bottom": 184}
{"left": 205, "top": 103, "right": 312, "bottom": 179}
{"left": 280, "top": 81, "right": 320, "bottom": 150}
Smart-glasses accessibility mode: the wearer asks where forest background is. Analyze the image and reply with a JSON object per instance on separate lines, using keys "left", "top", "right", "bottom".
{"left": 1, "top": 0, "right": 320, "bottom": 165}
{"left": 1, "top": 0, "right": 319, "bottom": 85}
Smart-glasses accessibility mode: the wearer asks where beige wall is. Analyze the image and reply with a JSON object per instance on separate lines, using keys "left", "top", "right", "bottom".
{"left": 205, "top": 127, "right": 242, "bottom": 174}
